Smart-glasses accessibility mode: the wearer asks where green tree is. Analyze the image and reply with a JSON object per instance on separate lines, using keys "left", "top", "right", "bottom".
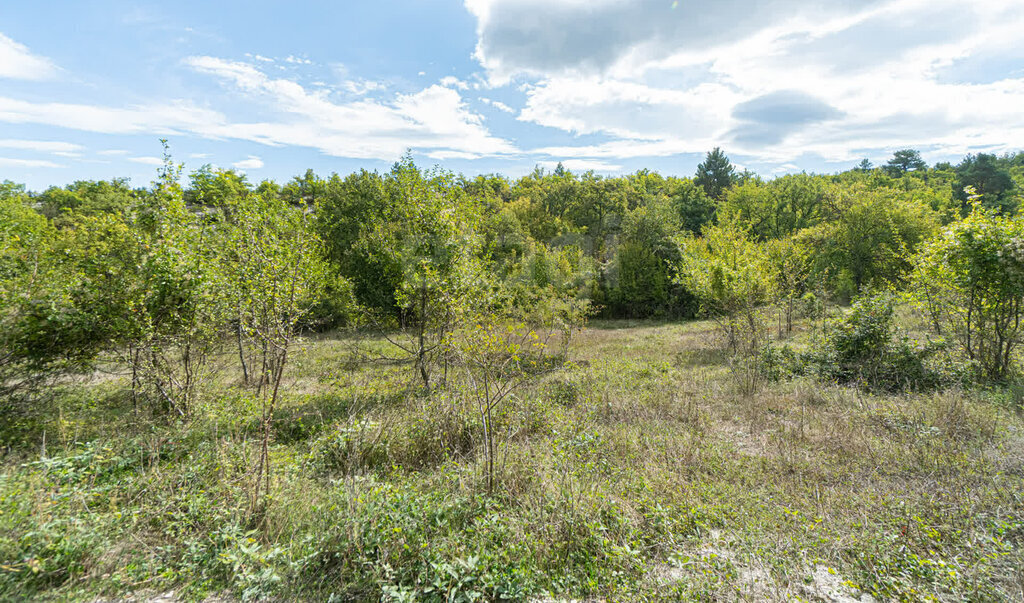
{"left": 282, "top": 168, "right": 324, "bottom": 206}
{"left": 226, "top": 190, "right": 329, "bottom": 518}
{"left": 910, "top": 194, "right": 1024, "bottom": 380}
{"left": 953, "top": 153, "right": 1017, "bottom": 215}
{"left": 185, "top": 165, "right": 252, "bottom": 208}
{"left": 37, "top": 179, "right": 137, "bottom": 226}
{"left": 118, "top": 141, "right": 234, "bottom": 418}
{"left": 358, "top": 156, "right": 487, "bottom": 389}
{"left": 795, "top": 186, "right": 938, "bottom": 301}
{"left": 885, "top": 149, "right": 927, "bottom": 176}
{"left": 0, "top": 189, "right": 67, "bottom": 415}
{"left": 676, "top": 220, "right": 775, "bottom": 354}
{"left": 720, "top": 174, "right": 831, "bottom": 240}
{"left": 694, "top": 147, "right": 738, "bottom": 200}
{"left": 667, "top": 178, "right": 716, "bottom": 234}
{"left": 606, "top": 200, "right": 691, "bottom": 318}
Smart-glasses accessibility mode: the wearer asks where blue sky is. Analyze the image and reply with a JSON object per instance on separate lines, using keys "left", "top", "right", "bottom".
{"left": 2, "top": 0, "right": 1023, "bottom": 190}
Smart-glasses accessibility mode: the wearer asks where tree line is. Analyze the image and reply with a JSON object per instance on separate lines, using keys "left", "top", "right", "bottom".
{"left": 2, "top": 144, "right": 1023, "bottom": 405}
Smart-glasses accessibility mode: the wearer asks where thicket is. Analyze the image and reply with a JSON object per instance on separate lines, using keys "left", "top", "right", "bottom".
{"left": 3, "top": 147, "right": 1022, "bottom": 400}
{"left": 1, "top": 145, "right": 1023, "bottom": 598}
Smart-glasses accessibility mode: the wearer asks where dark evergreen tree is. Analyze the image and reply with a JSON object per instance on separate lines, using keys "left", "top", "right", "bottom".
{"left": 954, "top": 153, "right": 1017, "bottom": 215}
{"left": 694, "top": 147, "right": 737, "bottom": 200}
{"left": 885, "top": 149, "right": 927, "bottom": 175}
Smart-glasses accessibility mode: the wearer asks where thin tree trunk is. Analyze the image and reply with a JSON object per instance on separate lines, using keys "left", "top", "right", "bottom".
{"left": 237, "top": 318, "right": 249, "bottom": 384}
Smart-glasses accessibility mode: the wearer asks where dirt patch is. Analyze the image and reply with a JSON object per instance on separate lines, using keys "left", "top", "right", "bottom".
{"left": 800, "top": 565, "right": 877, "bottom": 602}
{"left": 654, "top": 531, "right": 877, "bottom": 602}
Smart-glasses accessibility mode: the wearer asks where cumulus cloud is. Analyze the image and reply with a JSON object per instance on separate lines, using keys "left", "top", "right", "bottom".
{"left": 128, "top": 156, "right": 164, "bottom": 166}
{"left": 0, "top": 33, "right": 58, "bottom": 80}
{"left": 233, "top": 156, "right": 264, "bottom": 169}
{"left": 480, "top": 98, "right": 515, "bottom": 113}
{"left": 466, "top": 0, "right": 884, "bottom": 83}
{"left": 469, "top": 0, "right": 1024, "bottom": 166}
{"left": 440, "top": 76, "right": 469, "bottom": 90}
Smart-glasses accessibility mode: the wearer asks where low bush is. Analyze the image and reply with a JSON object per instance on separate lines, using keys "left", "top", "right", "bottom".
{"left": 761, "top": 292, "right": 960, "bottom": 391}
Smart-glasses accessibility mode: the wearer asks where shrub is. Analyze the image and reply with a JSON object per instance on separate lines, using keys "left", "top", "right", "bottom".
{"left": 910, "top": 198, "right": 1024, "bottom": 380}
{"left": 763, "top": 292, "right": 955, "bottom": 391}
{"left": 676, "top": 221, "right": 775, "bottom": 355}
{"left": 306, "top": 418, "right": 389, "bottom": 476}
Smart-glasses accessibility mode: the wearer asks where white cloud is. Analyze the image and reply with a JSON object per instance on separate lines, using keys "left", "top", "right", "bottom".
{"left": 467, "top": 0, "right": 1024, "bottom": 165}
{"left": 284, "top": 55, "right": 312, "bottom": 65}
{"left": 0, "top": 96, "right": 226, "bottom": 135}
{"left": 0, "top": 56, "right": 518, "bottom": 163}
{"left": 440, "top": 76, "right": 469, "bottom": 90}
{"left": 128, "top": 156, "right": 163, "bottom": 166}
{"left": 244, "top": 53, "right": 275, "bottom": 63}
{"left": 0, "top": 33, "right": 58, "bottom": 80}
{"left": 466, "top": 0, "right": 885, "bottom": 84}
{"left": 480, "top": 98, "right": 515, "bottom": 113}
{"left": 0, "top": 157, "right": 62, "bottom": 168}
{"left": 184, "top": 55, "right": 517, "bottom": 160}
{"left": 0, "top": 139, "right": 82, "bottom": 153}
{"left": 427, "top": 150, "right": 483, "bottom": 160}
{"left": 538, "top": 159, "right": 622, "bottom": 172}
{"left": 233, "top": 155, "right": 264, "bottom": 169}
{"left": 342, "top": 79, "right": 385, "bottom": 95}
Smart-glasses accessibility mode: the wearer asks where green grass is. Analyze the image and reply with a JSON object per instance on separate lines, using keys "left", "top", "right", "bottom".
{"left": 2, "top": 317, "right": 1023, "bottom": 601}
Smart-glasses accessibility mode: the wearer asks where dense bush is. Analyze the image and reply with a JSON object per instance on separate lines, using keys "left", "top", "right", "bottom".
{"left": 763, "top": 292, "right": 956, "bottom": 391}
{"left": 910, "top": 198, "right": 1024, "bottom": 380}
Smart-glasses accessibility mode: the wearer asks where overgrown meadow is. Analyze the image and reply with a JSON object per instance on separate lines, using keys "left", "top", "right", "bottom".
{"left": 1, "top": 147, "right": 1023, "bottom": 601}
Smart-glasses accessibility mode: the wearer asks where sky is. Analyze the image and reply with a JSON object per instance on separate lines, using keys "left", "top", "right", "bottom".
{"left": 1, "top": 0, "right": 1023, "bottom": 190}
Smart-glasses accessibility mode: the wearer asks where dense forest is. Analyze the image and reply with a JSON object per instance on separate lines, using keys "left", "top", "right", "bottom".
{"left": 2, "top": 144, "right": 1024, "bottom": 600}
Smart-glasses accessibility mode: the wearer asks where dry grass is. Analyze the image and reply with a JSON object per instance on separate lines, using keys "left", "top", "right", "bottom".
{"left": 2, "top": 317, "right": 1023, "bottom": 601}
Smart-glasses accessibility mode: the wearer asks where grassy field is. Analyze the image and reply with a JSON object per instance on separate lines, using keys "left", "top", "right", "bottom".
{"left": 2, "top": 317, "right": 1023, "bottom": 601}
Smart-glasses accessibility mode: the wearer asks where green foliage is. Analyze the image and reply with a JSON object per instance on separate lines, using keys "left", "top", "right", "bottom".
{"left": 37, "top": 179, "right": 137, "bottom": 226}
{"left": 953, "top": 153, "right": 1017, "bottom": 215}
{"left": 0, "top": 191, "right": 95, "bottom": 420}
{"left": 795, "top": 185, "right": 938, "bottom": 301}
{"left": 910, "top": 198, "right": 1024, "bottom": 380}
{"left": 694, "top": 147, "right": 737, "bottom": 200}
{"left": 184, "top": 165, "right": 252, "bottom": 208}
{"left": 819, "top": 292, "right": 950, "bottom": 390}
{"left": 720, "top": 173, "right": 831, "bottom": 240}
{"left": 228, "top": 190, "right": 330, "bottom": 351}
{"left": 667, "top": 178, "right": 716, "bottom": 234}
{"left": 885, "top": 149, "right": 927, "bottom": 176}
{"left": 771, "top": 292, "right": 955, "bottom": 391}
{"left": 677, "top": 221, "right": 774, "bottom": 318}
{"left": 604, "top": 201, "right": 693, "bottom": 318}
{"left": 676, "top": 221, "right": 774, "bottom": 353}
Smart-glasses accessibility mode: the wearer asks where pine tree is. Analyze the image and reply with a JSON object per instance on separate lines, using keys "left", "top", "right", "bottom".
{"left": 695, "top": 147, "right": 737, "bottom": 200}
